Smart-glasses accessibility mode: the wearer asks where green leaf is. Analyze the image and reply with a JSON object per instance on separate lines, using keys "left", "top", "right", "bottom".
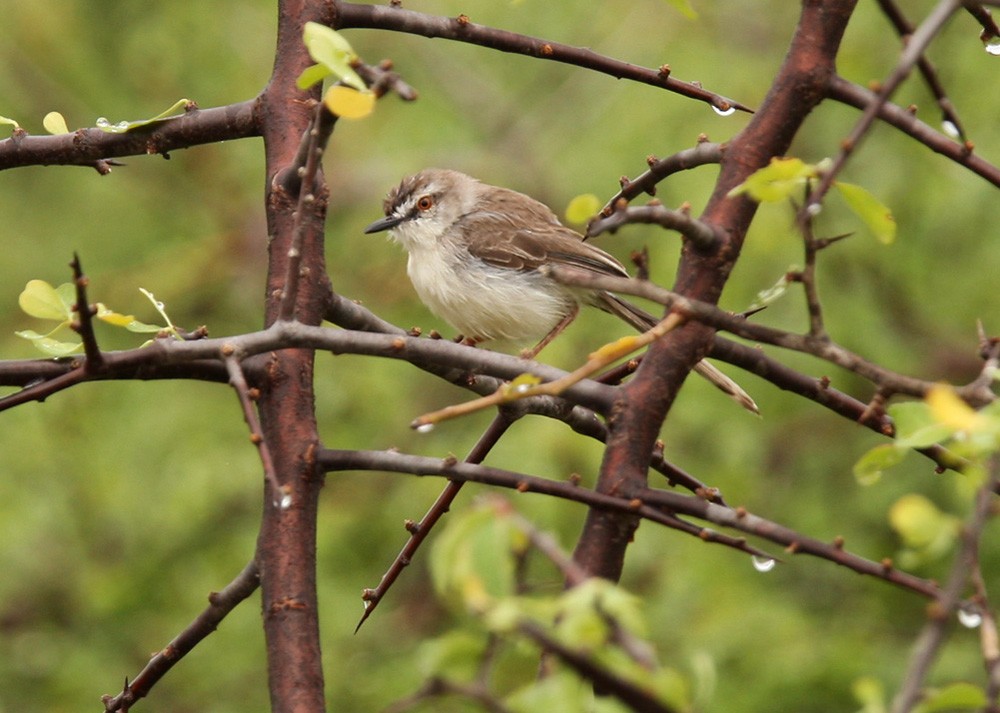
{"left": 505, "top": 673, "right": 589, "bottom": 713}
{"left": 888, "top": 401, "right": 954, "bottom": 449}
{"left": 96, "top": 99, "right": 192, "bottom": 133}
{"left": 296, "top": 63, "right": 331, "bottom": 90}
{"left": 727, "top": 157, "right": 820, "bottom": 203}
{"left": 851, "top": 676, "right": 887, "bottom": 713}
{"left": 0, "top": 115, "right": 20, "bottom": 131}
{"left": 914, "top": 682, "right": 987, "bottom": 713}
{"left": 853, "top": 444, "right": 904, "bottom": 485}
{"left": 15, "top": 332, "right": 83, "bottom": 357}
{"left": 888, "top": 494, "right": 957, "bottom": 551}
{"left": 417, "top": 631, "right": 486, "bottom": 680}
{"left": 835, "top": 182, "right": 896, "bottom": 244}
{"left": 43, "top": 111, "right": 70, "bottom": 135}
{"left": 18, "top": 280, "right": 74, "bottom": 321}
{"left": 748, "top": 270, "right": 795, "bottom": 311}
{"left": 301, "top": 22, "right": 365, "bottom": 91}
{"left": 429, "top": 503, "right": 518, "bottom": 612}
{"left": 95, "top": 304, "right": 162, "bottom": 333}
{"left": 663, "top": 0, "right": 698, "bottom": 19}
{"left": 564, "top": 193, "right": 601, "bottom": 226}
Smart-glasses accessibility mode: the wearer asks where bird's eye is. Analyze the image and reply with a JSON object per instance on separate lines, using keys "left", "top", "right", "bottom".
{"left": 416, "top": 195, "right": 434, "bottom": 211}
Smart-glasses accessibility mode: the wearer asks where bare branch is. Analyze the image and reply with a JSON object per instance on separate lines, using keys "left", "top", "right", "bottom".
{"left": 333, "top": 3, "right": 750, "bottom": 114}
{"left": 101, "top": 560, "right": 260, "bottom": 712}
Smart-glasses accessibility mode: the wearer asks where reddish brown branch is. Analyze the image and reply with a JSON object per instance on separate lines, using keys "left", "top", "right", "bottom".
{"left": 571, "top": 0, "right": 860, "bottom": 583}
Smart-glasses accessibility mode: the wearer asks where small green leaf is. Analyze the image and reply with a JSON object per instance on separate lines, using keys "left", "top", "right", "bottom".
{"left": 748, "top": 270, "right": 795, "bottom": 311}
{"left": 728, "top": 157, "right": 820, "bottom": 203}
{"left": 96, "top": 99, "right": 193, "bottom": 133}
{"left": 888, "top": 494, "right": 954, "bottom": 550}
{"left": 95, "top": 304, "right": 162, "bottom": 332}
{"left": 417, "top": 631, "right": 486, "bottom": 679}
{"left": 663, "top": 0, "right": 698, "bottom": 19}
{"left": 835, "top": 182, "right": 896, "bottom": 244}
{"left": 15, "top": 332, "right": 83, "bottom": 357}
{"left": 852, "top": 676, "right": 886, "bottom": 713}
{"left": 564, "top": 193, "right": 601, "bottom": 226}
{"left": 915, "top": 682, "right": 987, "bottom": 713}
{"left": 18, "top": 280, "right": 74, "bottom": 321}
{"left": 296, "top": 63, "right": 331, "bottom": 90}
{"left": 853, "top": 444, "right": 904, "bottom": 485}
{"left": 301, "top": 22, "right": 366, "bottom": 91}
{"left": 888, "top": 401, "right": 954, "bottom": 449}
{"left": 43, "top": 111, "right": 70, "bottom": 135}
{"left": 0, "top": 115, "right": 20, "bottom": 131}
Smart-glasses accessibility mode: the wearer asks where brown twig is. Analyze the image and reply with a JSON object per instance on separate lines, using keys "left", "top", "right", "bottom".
{"left": 354, "top": 413, "right": 514, "bottom": 632}
{"left": 101, "top": 560, "right": 261, "bottom": 712}
{"left": 805, "top": 0, "right": 965, "bottom": 216}
{"left": 68, "top": 254, "right": 105, "bottom": 371}
{"left": 592, "top": 142, "right": 724, "bottom": 222}
{"left": 890, "top": 456, "right": 999, "bottom": 713}
{"left": 333, "top": 4, "right": 750, "bottom": 115}
{"left": 876, "top": 0, "right": 968, "bottom": 140}
{"left": 224, "top": 353, "right": 285, "bottom": 504}
{"left": 587, "top": 202, "right": 721, "bottom": 252}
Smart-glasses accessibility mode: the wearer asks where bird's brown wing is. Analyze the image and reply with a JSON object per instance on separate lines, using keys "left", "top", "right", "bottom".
{"left": 458, "top": 209, "right": 629, "bottom": 279}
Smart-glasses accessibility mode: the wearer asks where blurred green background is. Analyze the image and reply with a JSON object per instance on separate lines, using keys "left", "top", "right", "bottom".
{"left": 2, "top": 1, "right": 998, "bottom": 711}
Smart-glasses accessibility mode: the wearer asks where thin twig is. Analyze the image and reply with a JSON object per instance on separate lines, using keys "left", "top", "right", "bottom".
{"left": 224, "top": 352, "right": 285, "bottom": 504}
{"left": 876, "top": 0, "right": 968, "bottom": 140}
{"left": 890, "top": 456, "right": 1000, "bottom": 713}
{"left": 588, "top": 202, "right": 721, "bottom": 252}
{"left": 806, "top": 0, "right": 964, "bottom": 215}
{"left": 334, "top": 4, "right": 750, "bottom": 114}
{"left": 355, "top": 413, "right": 514, "bottom": 631}
{"left": 101, "top": 560, "right": 261, "bottom": 712}
{"left": 69, "top": 254, "right": 105, "bottom": 371}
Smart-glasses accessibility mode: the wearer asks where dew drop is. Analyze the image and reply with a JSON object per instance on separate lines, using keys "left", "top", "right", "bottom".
{"left": 958, "top": 607, "right": 982, "bottom": 629}
{"left": 280, "top": 493, "right": 293, "bottom": 510}
{"left": 96, "top": 117, "right": 110, "bottom": 128}
{"left": 712, "top": 104, "right": 736, "bottom": 117}
{"left": 941, "top": 120, "right": 960, "bottom": 139}
{"left": 114, "top": 120, "right": 129, "bottom": 131}
{"left": 806, "top": 202, "right": 823, "bottom": 217}
{"left": 514, "top": 383, "right": 532, "bottom": 394}
{"left": 751, "top": 556, "right": 776, "bottom": 573}
{"left": 985, "top": 36, "right": 1000, "bottom": 56}
{"left": 416, "top": 422, "right": 435, "bottom": 434}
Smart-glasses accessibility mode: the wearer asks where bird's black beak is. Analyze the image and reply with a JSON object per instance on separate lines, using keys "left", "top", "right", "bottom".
{"left": 364, "top": 214, "right": 404, "bottom": 234}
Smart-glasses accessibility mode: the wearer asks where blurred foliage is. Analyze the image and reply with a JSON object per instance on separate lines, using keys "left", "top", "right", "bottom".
{"left": 2, "top": 1, "right": 999, "bottom": 711}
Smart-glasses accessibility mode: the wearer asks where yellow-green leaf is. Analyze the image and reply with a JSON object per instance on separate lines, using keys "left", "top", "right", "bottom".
{"left": 835, "top": 182, "right": 896, "bottom": 244}
{"left": 728, "top": 157, "right": 819, "bottom": 203}
{"left": 97, "top": 98, "right": 193, "bottom": 133}
{"left": 16, "top": 332, "right": 83, "bottom": 357}
{"left": 0, "top": 115, "right": 20, "bottom": 131}
{"left": 888, "top": 494, "right": 952, "bottom": 550}
{"left": 663, "top": 0, "right": 698, "bottom": 19}
{"left": 322, "top": 86, "right": 375, "bottom": 119}
{"left": 43, "top": 111, "right": 70, "bottom": 135}
{"left": 926, "top": 384, "right": 983, "bottom": 433}
{"left": 853, "top": 444, "right": 905, "bottom": 485}
{"left": 19, "top": 280, "right": 73, "bottom": 321}
{"left": 916, "top": 682, "right": 987, "bottom": 713}
{"left": 296, "top": 63, "right": 331, "bottom": 90}
{"left": 302, "top": 22, "right": 365, "bottom": 91}
{"left": 564, "top": 193, "right": 601, "bottom": 226}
